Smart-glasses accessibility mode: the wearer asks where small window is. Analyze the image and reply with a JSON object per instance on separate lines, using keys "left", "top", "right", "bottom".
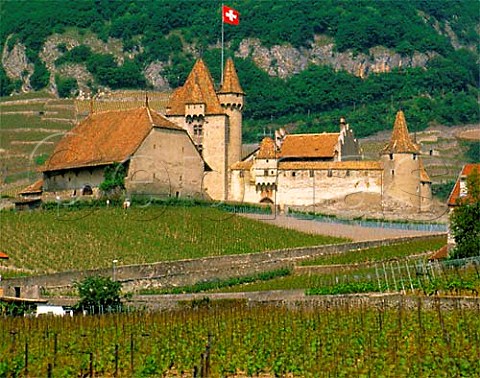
{"left": 327, "top": 169, "right": 333, "bottom": 177}
{"left": 239, "top": 171, "right": 244, "bottom": 178}
{"left": 391, "top": 169, "right": 395, "bottom": 176}
{"left": 346, "top": 170, "right": 350, "bottom": 177}
{"left": 413, "top": 154, "right": 417, "bottom": 160}
{"left": 389, "top": 153, "right": 393, "bottom": 160}
{"left": 292, "top": 171, "right": 296, "bottom": 177}
{"left": 193, "top": 124, "right": 203, "bottom": 136}
{"left": 264, "top": 170, "right": 268, "bottom": 176}
{"left": 153, "top": 144, "right": 156, "bottom": 149}
{"left": 197, "top": 144, "right": 203, "bottom": 156}
{"left": 309, "top": 170, "right": 314, "bottom": 177}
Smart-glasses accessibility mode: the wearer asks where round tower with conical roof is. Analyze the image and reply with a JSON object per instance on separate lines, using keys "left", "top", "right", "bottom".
{"left": 380, "top": 110, "right": 431, "bottom": 210}
{"left": 217, "top": 57, "right": 245, "bottom": 169}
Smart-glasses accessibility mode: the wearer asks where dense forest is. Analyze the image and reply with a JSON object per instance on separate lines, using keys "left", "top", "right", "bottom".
{"left": 0, "top": 0, "right": 478, "bottom": 141}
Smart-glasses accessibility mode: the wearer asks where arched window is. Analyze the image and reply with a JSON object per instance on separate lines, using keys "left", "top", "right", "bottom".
{"left": 82, "top": 185, "right": 93, "bottom": 196}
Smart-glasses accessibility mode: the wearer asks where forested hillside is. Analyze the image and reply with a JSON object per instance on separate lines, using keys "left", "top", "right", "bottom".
{"left": 1, "top": 0, "right": 478, "bottom": 141}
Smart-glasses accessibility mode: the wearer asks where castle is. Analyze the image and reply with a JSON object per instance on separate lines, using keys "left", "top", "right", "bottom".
{"left": 40, "top": 58, "right": 432, "bottom": 212}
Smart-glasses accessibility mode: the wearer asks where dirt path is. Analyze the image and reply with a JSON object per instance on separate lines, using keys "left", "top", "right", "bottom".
{"left": 241, "top": 213, "right": 443, "bottom": 241}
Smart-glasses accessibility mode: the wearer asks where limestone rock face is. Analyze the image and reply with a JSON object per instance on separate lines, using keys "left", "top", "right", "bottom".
{"left": 2, "top": 37, "right": 34, "bottom": 92}
{"left": 144, "top": 62, "right": 170, "bottom": 91}
{"left": 237, "top": 37, "right": 434, "bottom": 79}
{"left": 0, "top": 31, "right": 447, "bottom": 95}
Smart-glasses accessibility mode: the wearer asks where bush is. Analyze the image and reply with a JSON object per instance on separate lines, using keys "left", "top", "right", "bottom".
{"left": 30, "top": 60, "right": 50, "bottom": 90}
{"left": 55, "top": 75, "right": 78, "bottom": 98}
{"left": 74, "top": 276, "right": 123, "bottom": 314}
{"left": 449, "top": 168, "right": 480, "bottom": 259}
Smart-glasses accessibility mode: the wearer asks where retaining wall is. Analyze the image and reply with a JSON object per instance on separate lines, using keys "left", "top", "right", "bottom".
{"left": 1, "top": 233, "right": 445, "bottom": 298}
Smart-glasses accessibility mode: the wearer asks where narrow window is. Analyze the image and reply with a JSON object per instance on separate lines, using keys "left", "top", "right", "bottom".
{"left": 292, "top": 171, "right": 296, "bottom": 177}
{"left": 239, "top": 171, "right": 244, "bottom": 178}
{"left": 389, "top": 153, "right": 393, "bottom": 160}
{"left": 264, "top": 170, "right": 268, "bottom": 176}
{"left": 327, "top": 169, "right": 333, "bottom": 177}
{"left": 413, "top": 154, "right": 417, "bottom": 160}
{"left": 391, "top": 169, "right": 395, "bottom": 176}
{"left": 346, "top": 170, "right": 350, "bottom": 177}
{"left": 198, "top": 144, "right": 203, "bottom": 156}
{"left": 309, "top": 170, "right": 314, "bottom": 177}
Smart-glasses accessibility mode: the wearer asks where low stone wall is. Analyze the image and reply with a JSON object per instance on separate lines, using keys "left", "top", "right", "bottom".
{"left": 1, "top": 233, "right": 445, "bottom": 298}
{"left": 294, "top": 252, "right": 430, "bottom": 275}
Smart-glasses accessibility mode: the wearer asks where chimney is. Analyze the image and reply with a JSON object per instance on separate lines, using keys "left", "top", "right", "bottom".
{"left": 340, "top": 117, "right": 347, "bottom": 133}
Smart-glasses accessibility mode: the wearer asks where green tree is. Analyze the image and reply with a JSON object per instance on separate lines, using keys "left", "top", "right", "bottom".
{"left": 0, "top": 66, "right": 14, "bottom": 96}
{"left": 55, "top": 75, "right": 78, "bottom": 98}
{"left": 99, "top": 163, "right": 126, "bottom": 195}
{"left": 30, "top": 60, "right": 50, "bottom": 90}
{"left": 449, "top": 167, "right": 480, "bottom": 259}
{"left": 74, "top": 276, "right": 122, "bottom": 313}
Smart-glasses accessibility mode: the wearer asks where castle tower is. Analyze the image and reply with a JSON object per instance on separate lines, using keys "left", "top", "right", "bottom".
{"left": 217, "top": 57, "right": 245, "bottom": 168}
{"left": 254, "top": 137, "right": 278, "bottom": 203}
{"left": 380, "top": 110, "right": 431, "bottom": 211}
{"left": 166, "top": 59, "right": 229, "bottom": 200}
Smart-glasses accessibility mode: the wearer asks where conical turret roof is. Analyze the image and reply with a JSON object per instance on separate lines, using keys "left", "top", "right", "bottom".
{"left": 257, "top": 137, "right": 277, "bottom": 159}
{"left": 167, "top": 59, "right": 223, "bottom": 115}
{"left": 381, "top": 110, "right": 420, "bottom": 154}
{"left": 218, "top": 57, "right": 244, "bottom": 95}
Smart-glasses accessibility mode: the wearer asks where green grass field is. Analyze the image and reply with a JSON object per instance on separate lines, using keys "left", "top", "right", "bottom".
{"left": 0, "top": 206, "right": 346, "bottom": 275}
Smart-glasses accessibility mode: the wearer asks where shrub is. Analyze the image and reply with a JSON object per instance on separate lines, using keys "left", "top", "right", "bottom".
{"left": 74, "top": 276, "right": 123, "bottom": 314}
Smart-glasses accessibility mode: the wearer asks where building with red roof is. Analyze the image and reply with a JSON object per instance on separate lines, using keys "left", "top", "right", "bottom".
{"left": 446, "top": 163, "right": 480, "bottom": 249}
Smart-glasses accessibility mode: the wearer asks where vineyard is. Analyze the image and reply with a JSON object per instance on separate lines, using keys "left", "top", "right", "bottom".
{"left": 0, "top": 206, "right": 346, "bottom": 276}
{"left": 1, "top": 299, "right": 479, "bottom": 377}
{"left": 149, "top": 237, "right": 479, "bottom": 298}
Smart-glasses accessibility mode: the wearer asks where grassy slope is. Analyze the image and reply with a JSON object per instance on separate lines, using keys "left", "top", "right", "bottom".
{"left": 0, "top": 206, "right": 346, "bottom": 274}
{"left": 0, "top": 93, "right": 74, "bottom": 187}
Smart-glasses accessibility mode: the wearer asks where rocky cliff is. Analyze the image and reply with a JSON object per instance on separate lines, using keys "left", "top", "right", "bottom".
{"left": 2, "top": 31, "right": 440, "bottom": 97}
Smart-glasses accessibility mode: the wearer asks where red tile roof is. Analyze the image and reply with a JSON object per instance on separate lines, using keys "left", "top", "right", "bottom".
{"left": 381, "top": 111, "right": 420, "bottom": 154}
{"left": 231, "top": 160, "right": 254, "bottom": 170}
{"left": 0, "top": 252, "right": 9, "bottom": 259}
{"left": 218, "top": 58, "right": 244, "bottom": 95}
{"left": 278, "top": 161, "right": 383, "bottom": 171}
{"left": 166, "top": 59, "right": 224, "bottom": 116}
{"left": 447, "top": 163, "right": 480, "bottom": 206}
{"left": 19, "top": 179, "right": 43, "bottom": 194}
{"left": 429, "top": 245, "right": 448, "bottom": 261}
{"left": 43, "top": 107, "right": 180, "bottom": 172}
{"left": 257, "top": 137, "right": 277, "bottom": 159}
{"left": 279, "top": 133, "right": 340, "bottom": 159}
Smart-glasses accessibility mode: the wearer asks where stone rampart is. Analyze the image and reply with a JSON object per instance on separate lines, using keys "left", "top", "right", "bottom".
{"left": 1, "top": 233, "right": 445, "bottom": 297}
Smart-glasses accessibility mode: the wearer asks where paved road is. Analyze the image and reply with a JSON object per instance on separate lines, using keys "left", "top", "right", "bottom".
{"left": 240, "top": 213, "right": 444, "bottom": 242}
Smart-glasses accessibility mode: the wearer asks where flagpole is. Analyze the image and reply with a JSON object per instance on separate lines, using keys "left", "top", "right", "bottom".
{"left": 221, "top": 2, "right": 224, "bottom": 84}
